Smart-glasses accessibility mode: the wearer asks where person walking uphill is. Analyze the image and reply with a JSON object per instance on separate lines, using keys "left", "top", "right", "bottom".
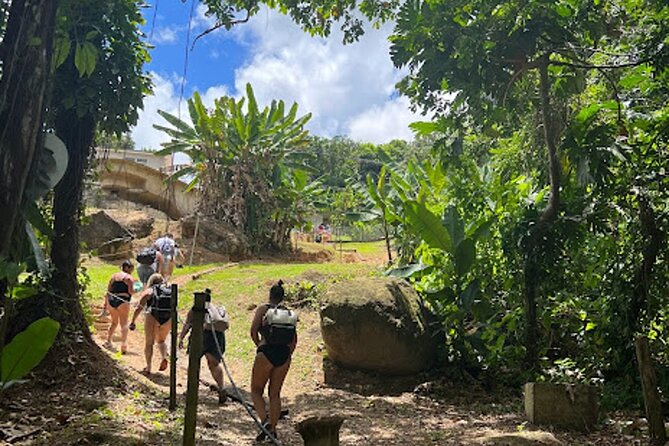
{"left": 154, "top": 233, "right": 176, "bottom": 281}
{"left": 178, "top": 288, "right": 230, "bottom": 404}
{"left": 129, "top": 274, "right": 173, "bottom": 374}
{"left": 250, "top": 280, "right": 298, "bottom": 442}
{"left": 104, "top": 260, "right": 136, "bottom": 354}
{"left": 135, "top": 246, "right": 164, "bottom": 287}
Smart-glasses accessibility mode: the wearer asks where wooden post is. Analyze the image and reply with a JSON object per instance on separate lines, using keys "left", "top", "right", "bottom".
{"left": 297, "top": 415, "right": 345, "bottom": 446}
{"left": 183, "top": 292, "right": 206, "bottom": 446}
{"left": 169, "top": 284, "right": 178, "bottom": 411}
{"left": 635, "top": 336, "right": 667, "bottom": 446}
{"left": 188, "top": 212, "right": 200, "bottom": 267}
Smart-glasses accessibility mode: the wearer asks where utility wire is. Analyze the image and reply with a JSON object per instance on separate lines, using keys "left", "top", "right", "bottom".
{"left": 178, "top": 0, "right": 196, "bottom": 120}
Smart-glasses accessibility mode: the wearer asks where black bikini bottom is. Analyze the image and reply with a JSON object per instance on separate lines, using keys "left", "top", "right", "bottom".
{"left": 150, "top": 310, "right": 171, "bottom": 325}
{"left": 108, "top": 294, "right": 130, "bottom": 309}
{"left": 257, "top": 344, "right": 290, "bottom": 367}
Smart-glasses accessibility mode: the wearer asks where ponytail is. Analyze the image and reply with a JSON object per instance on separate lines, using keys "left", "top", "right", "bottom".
{"left": 270, "top": 280, "right": 285, "bottom": 302}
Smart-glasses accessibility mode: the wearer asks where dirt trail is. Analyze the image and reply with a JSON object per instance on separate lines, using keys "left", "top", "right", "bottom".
{"left": 1, "top": 257, "right": 639, "bottom": 445}
{"left": 84, "top": 267, "right": 637, "bottom": 446}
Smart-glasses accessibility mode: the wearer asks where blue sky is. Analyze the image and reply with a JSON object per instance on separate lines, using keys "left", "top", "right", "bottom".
{"left": 130, "top": 2, "right": 420, "bottom": 150}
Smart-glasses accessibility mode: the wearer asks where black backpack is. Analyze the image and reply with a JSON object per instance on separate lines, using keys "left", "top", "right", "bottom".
{"left": 149, "top": 284, "right": 172, "bottom": 315}
{"left": 262, "top": 305, "right": 297, "bottom": 345}
{"left": 136, "top": 247, "right": 157, "bottom": 265}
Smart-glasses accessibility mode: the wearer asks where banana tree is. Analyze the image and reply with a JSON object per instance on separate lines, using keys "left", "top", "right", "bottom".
{"left": 155, "top": 83, "right": 313, "bottom": 251}
{"left": 400, "top": 199, "right": 492, "bottom": 364}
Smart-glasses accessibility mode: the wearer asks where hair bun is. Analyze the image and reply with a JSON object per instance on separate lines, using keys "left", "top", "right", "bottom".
{"left": 277, "top": 279, "right": 284, "bottom": 287}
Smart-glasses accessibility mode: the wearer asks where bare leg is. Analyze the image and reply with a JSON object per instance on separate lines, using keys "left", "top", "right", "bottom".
{"left": 206, "top": 353, "right": 224, "bottom": 389}
{"left": 155, "top": 320, "right": 171, "bottom": 371}
{"left": 268, "top": 359, "right": 291, "bottom": 430}
{"left": 251, "top": 353, "right": 273, "bottom": 424}
{"left": 144, "top": 315, "right": 157, "bottom": 373}
{"left": 106, "top": 305, "right": 119, "bottom": 347}
{"left": 118, "top": 303, "right": 130, "bottom": 353}
{"left": 165, "top": 261, "right": 175, "bottom": 282}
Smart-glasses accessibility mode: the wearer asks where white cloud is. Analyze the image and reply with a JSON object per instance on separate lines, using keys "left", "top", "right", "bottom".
{"left": 200, "top": 84, "right": 230, "bottom": 106}
{"left": 151, "top": 26, "right": 179, "bottom": 44}
{"left": 131, "top": 7, "right": 421, "bottom": 151}
{"left": 131, "top": 73, "right": 229, "bottom": 152}
{"left": 229, "top": 8, "right": 420, "bottom": 142}
{"left": 348, "top": 96, "right": 419, "bottom": 143}
{"left": 131, "top": 72, "right": 180, "bottom": 151}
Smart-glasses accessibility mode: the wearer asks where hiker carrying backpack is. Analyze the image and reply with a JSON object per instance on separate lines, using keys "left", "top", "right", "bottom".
{"left": 136, "top": 247, "right": 160, "bottom": 285}
{"left": 178, "top": 288, "right": 230, "bottom": 404}
{"left": 262, "top": 305, "right": 297, "bottom": 345}
{"left": 147, "top": 283, "right": 173, "bottom": 325}
{"left": 250, "top": 280, "right": 297, "bottom": 442}
{"left": 136, "top": 247, "right": 156, "bottom": 265}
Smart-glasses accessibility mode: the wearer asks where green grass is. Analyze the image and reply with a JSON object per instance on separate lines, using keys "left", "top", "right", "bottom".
{"left": 176, "top": 261, "right": 378, "bottom": 368}
{"left": 343, "top": 240, "right": 388, "bottom": 256}
{"left": 84, "top": 255, "right": 383, "bottom": 384}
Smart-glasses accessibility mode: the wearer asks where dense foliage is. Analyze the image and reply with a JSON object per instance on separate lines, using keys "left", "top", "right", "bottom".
{"left": 344, "top": 0, "right": 669, "bottom": 406}
{"left": 156, "top": 84, "right": 315, "bottom": 251}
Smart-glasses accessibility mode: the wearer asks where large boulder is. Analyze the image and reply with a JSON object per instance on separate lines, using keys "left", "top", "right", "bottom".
{"left": 320, "top": 277, "right": 440, "bottom": 375}
{"left": 181, "top": 215, "right": 249, "bottom": 259}
{"left": 80, "top": 211, "right": 133, "bottom": 260}
{"left": 125, "top": 216, "right": 154, "bottom": 239}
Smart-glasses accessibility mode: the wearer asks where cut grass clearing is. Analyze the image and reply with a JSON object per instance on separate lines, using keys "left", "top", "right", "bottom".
{"left": 177, "top": 261, "right": 379, "bottom": 376}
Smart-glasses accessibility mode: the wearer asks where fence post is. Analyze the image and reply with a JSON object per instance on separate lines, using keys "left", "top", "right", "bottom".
{"left": 635, "top": 336, "right": 667, "bottom": 446}
{"left": 183, "top": 292, "right": 206, "bottom": 446}
{"left": 169, "top": 284, "right": 178, "bottom": 411}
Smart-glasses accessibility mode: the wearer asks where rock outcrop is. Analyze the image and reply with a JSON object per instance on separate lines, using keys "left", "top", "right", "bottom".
{"left": 181, "top": 215, "right": 249, "bottom": 259}
{"left": 320, "top": 277, "right": 440, "bottom": 375}
{"left": 80, "top": 211, "right": 133, "bottom": 260}
{"left": 125, "top": 216, "right": 154, "bottom": 239}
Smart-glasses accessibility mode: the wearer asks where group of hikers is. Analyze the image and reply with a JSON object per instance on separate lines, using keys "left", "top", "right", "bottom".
{"left": 100, "top": 233, "right": 297, "bottom": 441}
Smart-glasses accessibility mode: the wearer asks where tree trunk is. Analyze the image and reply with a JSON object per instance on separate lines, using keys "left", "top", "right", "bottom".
{"left": 0, "top": 0, "right": 58, "bottom": 258}
{"left": 523, "top": 244, "right": 539, "bottom": 371}
{"left": 382, "top": 218, "right": 392, "bottom": 264}
{"left": 635, "top": 336, "right": 667, "bottom": 446}
{"left": 538, "top": 56, "right": 561, "bottom": 223}
{"left": 523, "top": 56, "right": 561, "bottom": 371}
{"left": 0, "top": 0, "right": 58, "bottom": 355}
{"left": 628, "top": 194, "right": 664, "bottom": 333}
{"left": 50, "top": 111, "right": 96, "bottom": 336}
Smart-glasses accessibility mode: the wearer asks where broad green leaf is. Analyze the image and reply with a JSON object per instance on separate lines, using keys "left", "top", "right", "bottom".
{"left": 403, "top": 200, "right": 452, "bottom": 252}
{"left": 455, "top": 238, "right": 476, "bottom": 277}
{"left": 575, "top": 103, "right": 601, "bottom": 124}
{"left": 459, "top": 279, "right": 480, "bottom": 312}
{"left": 22, "top": 202, "right": 53, "bottom": 237}
{"left": 74, "top": 43, "right": 86, "bottom": 76}
{"left": 52, "top": 37, "right": 71, "bottom": 70}
{"left": 1, "top": 317, "right": 60, "bottom": 385}
{"left": 385, "top": 263, "right": 431, "bottom": 278}
{"left": 409, "top": 121, "right": 440, "bottom": 136}
{"left": 443, "top": 205, "right": 465, "bottom": 248}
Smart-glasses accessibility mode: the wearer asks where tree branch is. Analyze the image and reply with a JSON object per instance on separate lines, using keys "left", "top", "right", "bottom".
{"left": 595, "top": 66, "right": 623, "bottom": 125}
{"left": 550, "top": 52, "right": 652, "bottom": 70}
{"left": 191, "top": 10, "right": 251, "bottom": 50}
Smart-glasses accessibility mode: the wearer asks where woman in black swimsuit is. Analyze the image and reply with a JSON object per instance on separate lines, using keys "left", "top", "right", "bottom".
{"left": 130, "top": 273, "right": 172, "bottom": 374}
{"left": 250, "top": 280, "right": 297, "bottom": 441}
{"left": 104, "top": 260, "right": 135, "bottom": 353}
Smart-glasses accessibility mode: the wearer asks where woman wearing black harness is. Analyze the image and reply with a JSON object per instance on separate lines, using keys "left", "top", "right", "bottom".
{"left": 130, "top": 273, "right": 172, "bottom": 374}
{"left": 178, "top": 289, "right": 229, "bottom": 404}
{"left": 104, "top": 260, "right": 135, "bottom": 353}
{"left": 250, "top": 280, "right": 297, "bottom": 441}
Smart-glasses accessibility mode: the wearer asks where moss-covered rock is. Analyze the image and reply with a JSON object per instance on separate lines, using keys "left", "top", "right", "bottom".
{"left": 320, "top": 277, "right": 440, "bottom": 375}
